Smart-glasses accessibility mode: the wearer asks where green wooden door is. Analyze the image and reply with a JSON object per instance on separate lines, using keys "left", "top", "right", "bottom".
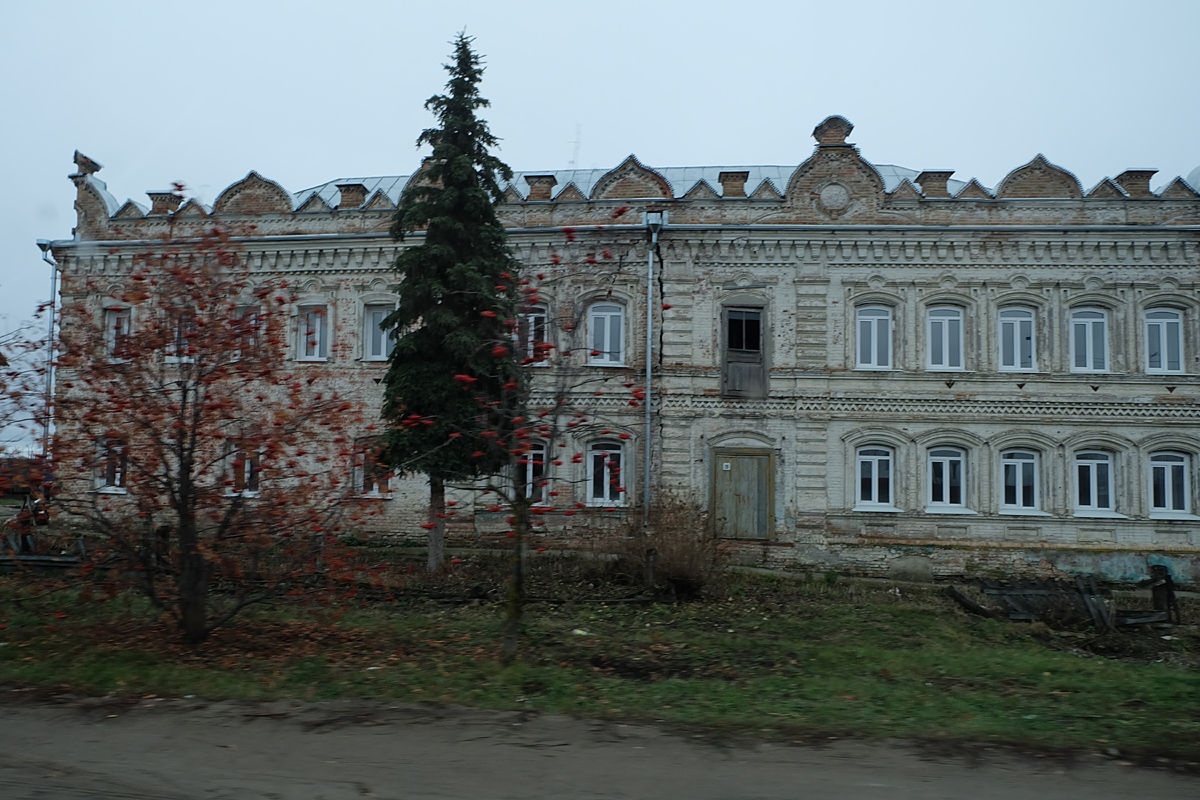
{"left": 712, "top": 448, "right": 774, "bottom": 539}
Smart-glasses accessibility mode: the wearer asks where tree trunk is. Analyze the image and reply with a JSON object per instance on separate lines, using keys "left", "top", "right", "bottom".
{"left": 501, "top": 499, "right": 526, "bottom": 665}
{"left": 177, "top": 512, "right": 208, "bottom": 644}
{"left": 427, "top": 476, "right": 447, "bottom": 572}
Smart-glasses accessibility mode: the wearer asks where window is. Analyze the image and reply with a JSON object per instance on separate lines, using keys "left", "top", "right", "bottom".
{"left": 723, "top": 307, "right": 766, "bottom": 397}
{"left": 1150, "top": 452, "right": 1190, "bottom": 514}
{"left": 1070, "top": 308, "right": 1108, "bottom": 373}
{"left": 363, "top": 304, "right": 395, "bottom": 361}
{"left": 1000, "top": 450, "right": 1039, "bottom": 511}
{"left": 517, "top": 305, "right": 549, "bottom": 364}
{"left": 230, "top": 305, "right": 260, "bottom": 362}
{"left": 226, "top": 442, "right": 261, "bottom": 496}
{"left": 587, "top": 440, "right": 625, "bottom": 505}
{"left": 103, "top": 307, "right": 132, "bottom": 361}
{"left": 856, "top": 306, "right": 892, "bottom": 369}
{"left": 587, "top": 303, "right": 624, "bottom": 365}
{"left": 298, "top": 305, "right": 329, "bottom": 361}
{"left": 355, "top": 439, "right": 391, "bottom": 498}
{"left": 927, "top": 447, "right": 965, "bottom": 509}
{"left": 165, "top": 309, "right": 196, "bottom": 363}
{"left": 999, "top": 307, "right": 1036, "bottom": 371}
{"left": 856, "top": 447, "right": 894, "bottom": 508}
{"left": 927, "top": 307, "right": 963, "bottom": 370}
{"left": 96, "top": 438, "right": 127, "bottom": 492}
{"left": 524, "top": 442, "right": 547, "bottom": 504}
{"left": 1075, "top": 451, "right": 1113, "bottom": 512}
{"left": 1146, "top": 310, "right": 1183, "bottom": 374}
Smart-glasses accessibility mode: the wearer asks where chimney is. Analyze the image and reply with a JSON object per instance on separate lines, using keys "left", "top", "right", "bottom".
{"left": 1114, "top": 170, "right": 1157, "bottom": 199}
{"left": 524, "top": 174, "right": 557, "bottom": 201}
{"left": 718, "top": 171, "right": 749, "bottom": 198}
{"left": 336, "top": 183, "right": 368, "bottom": 209}
{"left": 147, "top": 191, "right": 183, "bottom": 215}
{"left": 915, "top": 171, "right": 955, "bottom": 199}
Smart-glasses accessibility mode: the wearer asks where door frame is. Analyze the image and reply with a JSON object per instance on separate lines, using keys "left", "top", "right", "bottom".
{"left": 710, "top": 446, "right": 776, "bottom": 540}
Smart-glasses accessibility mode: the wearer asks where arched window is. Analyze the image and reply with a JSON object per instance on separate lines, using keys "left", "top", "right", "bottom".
{"left": 1146, "top": 309, "right": 1184, "bottom": 374}
{"left": 587, "top": 303, "right": 624, "bottom": 365}
{"left": 856, "top": 447, "right": 894, "bottom": 508}
{"left": 587, "top": 440, "right": 626, "bottom": 505}
{"left": 1070, "top": 308, "right": 1108, "bottom": 373}
{"left": 926, "top": 307, "right": 963, "bottom": 370}
{"left": 1150, "top": 452, "right": 1190, "bottom": 514}
{"left": 1075, "top": 451, "right": 1112, "bottom": 512}
{"left": 1000, "top": 450, "right": 1040, "bottom": 511}
{"left": 998, "top": 307, "right": 1036, "bottom": 371}
{"left": 927, "top": 447, "right": 965, "bottom": 509}
{"left": 856, "top": 306, "right": 892, "bottom": 369}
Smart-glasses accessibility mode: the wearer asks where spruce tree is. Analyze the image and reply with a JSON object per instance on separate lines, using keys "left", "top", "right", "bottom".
{"left": 383, "top": 34, "right": 521, "bottom": 571}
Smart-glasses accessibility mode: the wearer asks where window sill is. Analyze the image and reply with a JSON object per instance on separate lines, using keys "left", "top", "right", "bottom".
{"left": 1145, "top": 370, "right": 1187, "bottom": 376}
{"left": 362, "top": 357, "right": 389, "bottom": 364}
{"left": 587, "top": 361, "right": 627, "bottom": 368}
{"left": 164, "top": 357, "right": 195, "bottom": 364}
{"left": 359, "top": 492, "right": 392, "bottom": 500}
{"left": 998, "top": 368, "right": 1041, "bottom": 374}
{"left": 224, "top": 491, "right": 260, "bottom": 499}
{"left": 853, "top": 366, "right": 895, "bottom": 372}
{"left": 999, "top": 508, "right": 1053, "bottom": 517}
{"left": 586, "top": 501, "right": 628, "bottom": 508}
{"left": 1149, "top": 511, "right": 1200, "bottom": 522}
{"left": 297, "top": 357, "right": 328, "bottom": 363}
{"left": 924, "top": 506, "right": 977, "bottom": 515}
{"left": 852, "top": 504, "right": 903, "bottom": 513}
{"left": 1073, "top": 509, "right": 1128, "bottom": 519}
{"left": 94, "top": 486, "right": 127, "bottom": 495}
{"left": 925, "top": 368, "right": 967, "bottom": 373}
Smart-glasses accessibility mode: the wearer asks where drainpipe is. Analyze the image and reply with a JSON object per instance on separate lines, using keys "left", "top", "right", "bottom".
{"left": 642, "top": 211, "right": 666, "bottom": 525}
{"left": 36, "top": 241, "right": 57, "bottom": 462}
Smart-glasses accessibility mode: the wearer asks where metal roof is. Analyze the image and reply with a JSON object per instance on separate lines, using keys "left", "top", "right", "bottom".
{"left": 294, "top": 164, "right": 973, "bottom": 209}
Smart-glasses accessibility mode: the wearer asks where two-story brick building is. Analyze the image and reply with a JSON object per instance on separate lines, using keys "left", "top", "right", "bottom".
{"left": 49, "top": 116, "right": 1200, "bottom": 582}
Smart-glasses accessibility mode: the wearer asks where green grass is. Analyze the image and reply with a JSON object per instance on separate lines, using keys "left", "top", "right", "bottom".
{"left": 1, "top": 573, "right": 1197, "bottom": 759}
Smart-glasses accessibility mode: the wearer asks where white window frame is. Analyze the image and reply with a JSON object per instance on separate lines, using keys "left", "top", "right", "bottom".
{"left": 230, "top": 305, "right": 261, "bottom": 363}
{"left": 587, "top": 303, "right": 625, "bottom": 366}
{"left": 1000, "top": 449, "right": 1041, "bottom": 513}
{"left": 587, "top": 440, "right": 626, "bottom": 506}
{"left": 95, "top": 437, "right": 128, "bottom": 493}
{"left": 926, "top": 447, "right": 968, "bottom": 513}
{"left": 518, "top": 305, "right": 550, "bottom": 365}
{"left": 355, "top": 439, "right": 392, "bottom": 499}
{"left": 926, "top": 306, "right": 964, "bottom": 371}
{"left": 524, "top": 441, "right": 548, "bottom": 504}
{"left": 363, "top": 303, "right": 395, "bottom": 362}
{"left": 856, "top": 306, "right": 892, "bottom": 370}
{"left": 1145, "top": 309, "right": 1184, "bottom": 374}
{"left": 164, "top": 308, "right": 196, "bottom": 364}
{"left": 998, "top": 307, "right": 1036, "bottom": 372}
{"left": 1074, "top": 451, "right": 1117, "bottom": 516}
{"left": 298, "top": 304, "right": 330, "bottom": 361}
{"left": 1070, "top": 308, "right": 1109, "bottom": 373}
{"left": 103, "top": 307, "right": 132, "bottom": 362}
{"left": 854, "top": 446, "right": 898, "bottom": 511}
{"left": 1149, "top": 452, "right": 1191, "bottom": 516}
{"left": 225, "top": 441, "right": 261, "bottom": 498}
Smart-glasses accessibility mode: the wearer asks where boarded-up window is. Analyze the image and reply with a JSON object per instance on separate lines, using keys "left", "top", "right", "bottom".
{"left": 723, "top": 307, "right": 766, "bottom": 398}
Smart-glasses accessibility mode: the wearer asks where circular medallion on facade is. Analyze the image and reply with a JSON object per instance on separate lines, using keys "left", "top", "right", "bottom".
{"left": 818, "top": 182, "right": 852, "bottom": 214}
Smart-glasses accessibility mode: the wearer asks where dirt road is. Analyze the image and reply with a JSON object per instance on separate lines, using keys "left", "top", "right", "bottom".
{"left": 0, "top": 695, "right": 1194, "bottom": 799}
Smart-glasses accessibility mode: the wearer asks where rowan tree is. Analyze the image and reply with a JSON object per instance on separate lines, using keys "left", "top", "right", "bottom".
{"left": 383, "top": 33, "right": 522, "bottom": 572}
{"left": 53, "top": 223, "right": 362, "bottom": 644}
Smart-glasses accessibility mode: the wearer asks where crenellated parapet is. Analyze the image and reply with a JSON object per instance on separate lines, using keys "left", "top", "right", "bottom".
{"left": 65, "top": 116, "right": 1200, "bottom": 243}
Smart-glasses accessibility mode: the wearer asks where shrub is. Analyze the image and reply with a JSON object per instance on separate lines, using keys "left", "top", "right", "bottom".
{"left": 613, "top": 496, "right": 728, "bottom": 601}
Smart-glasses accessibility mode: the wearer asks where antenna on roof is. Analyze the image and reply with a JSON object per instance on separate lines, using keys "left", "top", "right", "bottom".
{"left": 569, "top": 123, "right": 582, "bottom": 169}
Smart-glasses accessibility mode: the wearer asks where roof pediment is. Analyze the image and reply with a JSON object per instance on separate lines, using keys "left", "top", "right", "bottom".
{"left": 590, "top": 156, "right": 673, "bottom": 200}
{"left": 995, "top": 155, "right": 1083, "bottom": 199}
{"left": 212, "top": 171, "right": 294, "bottom": 215}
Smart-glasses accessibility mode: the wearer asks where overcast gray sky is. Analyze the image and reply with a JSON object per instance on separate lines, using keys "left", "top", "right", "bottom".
{"left": 2, "top": 0, "right": 1198, "bottom": 337}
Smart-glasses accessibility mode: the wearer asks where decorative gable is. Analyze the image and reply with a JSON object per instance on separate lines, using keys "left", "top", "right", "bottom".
{"left": 295, "top": 193, "right": 334, "bottom": 213}
{"left": 212, "top": 171, "right": 294, "bottom": 215}
{"left": 590, "top": 156, "right": 673, "bottom": 200}
{"left": 1085, "top": 178, "right": 1127, "bottom": 199}
{"left": 176, "top": 198, "right": 209, "bottom": 217}
{"left": 1158, "top": 177, "right": 1200, "bottom": 199}
{"left": 501, "top": 185, "right": 523, "bottom": 204}
{"left": 887, "top": 179, "right": 922, "bottom": 201}
{"left": 681, "top": 180, "right": 720, "bottom": 201}
{"left": 994, "top": 155, "right": 1083, "bottom": 199}
{"left": 364, "top": 189, "right": 396, "bottom": 210}
{"left": 113, "top": 200, "right": 147, "bottom": 219}
{"left": 553, "top": 183, "right": 587, "bottom": 202}
{"left": 748, "top": 180, "right": 783, "bottom": 200}
{"left": 954, "top": 179, "right": 994, "bottom": 200}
